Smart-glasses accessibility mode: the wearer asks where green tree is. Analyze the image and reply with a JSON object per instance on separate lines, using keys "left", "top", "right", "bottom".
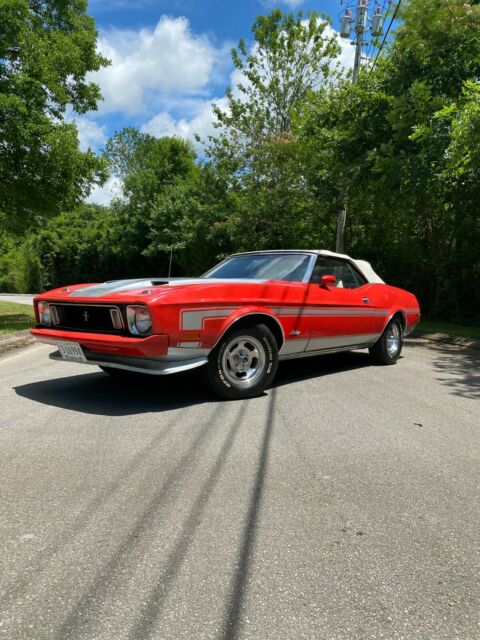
{"left": 105, "top": 131, "right": 218, "bottom": 275}
{"left": 208, "top": 9, "right": 341, "bottom": 170}
{"left": 0, "top": 204, "right": 135, "bottom": 292}
{"left": 300, "top": 0, "right": 480, "bottom": 319}
{"left": 0, "top": 0, "right": 109, "bottom": 232}
{"left": 104, "top": 127, "right": 145, "bottom": 180}
{"left": 206, "top": 9, "right": 342, "bottom": 251}
{"left": 211, "top": 10, "right": 341, "bottom": 148}
{"left": 435, "top": 81, "right": 480, "bottom": 174}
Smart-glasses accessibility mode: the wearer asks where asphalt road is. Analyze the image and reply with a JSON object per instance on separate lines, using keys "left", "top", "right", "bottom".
{"left": 0, "top": 340, "right": 479, "bottom": 640}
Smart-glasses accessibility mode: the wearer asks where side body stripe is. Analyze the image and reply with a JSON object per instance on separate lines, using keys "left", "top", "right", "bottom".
{"left": 176, "top": 305, "right": 407, "bottom": 352}
{"left": 180, "top": 306, "right": 391, "bottom": 332}
{"left": 269, "top": 307, "right": 389, "bottom": 317}
{"left": 181, "top": 308, "right": 238, "bottom": 331}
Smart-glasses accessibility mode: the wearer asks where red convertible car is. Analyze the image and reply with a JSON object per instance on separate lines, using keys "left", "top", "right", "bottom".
{"left": 31, "top": 250, "right": 420, "bottom": 399}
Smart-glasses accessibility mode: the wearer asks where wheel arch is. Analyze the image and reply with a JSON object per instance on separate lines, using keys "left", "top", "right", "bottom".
{"left": 212, "top": 311, "right": 285, "bottom": 351}
{"left": 383, "top": 309, "right": 407, "bottom": 335}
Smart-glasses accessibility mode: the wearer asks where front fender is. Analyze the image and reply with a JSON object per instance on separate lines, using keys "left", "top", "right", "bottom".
{"left": 211, "top": 306, "right": 285, "bottom": 350}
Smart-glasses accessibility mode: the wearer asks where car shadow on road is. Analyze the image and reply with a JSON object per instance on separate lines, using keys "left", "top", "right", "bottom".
{"left": 14, "top": 350, "right": 373, "bottom": 416}
{"left": 275, "top": 350, "right": 373, "bottom": 388}
{"left": 14, "top": 368, "right": 215, "bottom": 416}
{"left": 405, "top": 338, "right": 480, "bottom": 400}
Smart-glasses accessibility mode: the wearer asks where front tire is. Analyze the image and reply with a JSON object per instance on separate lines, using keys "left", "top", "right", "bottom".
{"left": 369, "top": 317, "right": 403, "bottom": 365}
{"left": 206, "top": 324, "right": 278, "bottom": 399}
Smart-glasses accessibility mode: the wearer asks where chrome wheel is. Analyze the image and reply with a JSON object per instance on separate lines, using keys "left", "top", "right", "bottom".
{"left": 221, "top": 335, "right": 266, "bottom": 388}
{"left": 207, "top": 324, "right": 278, "bottom": 399}
{"left": 386, "top": 322, "right": 401, "bottom": 356}
{"left": 369, "top": 318, "right": 403, "bottom": 366}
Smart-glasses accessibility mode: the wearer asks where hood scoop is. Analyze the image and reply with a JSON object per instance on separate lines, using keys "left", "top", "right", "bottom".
{"left": 69, "top": 279, "right": 161, "bottom": 298}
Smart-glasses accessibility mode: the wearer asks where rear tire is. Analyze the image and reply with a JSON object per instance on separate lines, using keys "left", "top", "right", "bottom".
{"left": 369, "top": 317, "right": 403, "bottom": 365}
{"left": 206, "top": 324, "right": 278, "bottom": 399}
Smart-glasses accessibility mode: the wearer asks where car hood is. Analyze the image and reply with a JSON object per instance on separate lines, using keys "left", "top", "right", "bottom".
{"left": 67, "top": 278, "right": 267, "bottom": 298}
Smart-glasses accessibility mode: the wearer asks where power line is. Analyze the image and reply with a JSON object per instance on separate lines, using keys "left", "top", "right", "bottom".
{"left": 368, "top": 0, "right": 402, "bottom": 78}
{"left": 339, "top": 0, "right": 393, "bottom": 82}
{"left": 365, "top": 0, "right": 392, "bottom": 65}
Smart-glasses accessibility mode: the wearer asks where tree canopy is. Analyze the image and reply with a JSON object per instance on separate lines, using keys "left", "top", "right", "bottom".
{"left": 0, "top": 0, "right": 108, "bottom": 232}
{"left": 1, "top": 2, "right": 480, "bottom": 322}
{"left": 299, "top": 0, "right": 480, "bottom": 318}
{"left": 207, "top": 10, "right": 341, "bottom": 169}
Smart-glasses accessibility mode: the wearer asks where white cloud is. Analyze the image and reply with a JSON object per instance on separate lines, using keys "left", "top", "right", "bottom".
{"left": 141, "top": 112, "right": 178, "bottom": 137}
{"left": 75, "top": 118, "right": 107, "bottom": 151}
{"left": 93, "top": 16, "right": 220, "bottom": 115}
{"left": 86, "top": 176, "right": 123, "bottom": 206}
{"left": 141, "top": 97, "right": 228, "bottom": 144}
{"left": 140, "top": 23, "right": 353, "bottom": 148}
{"left": 80, "top": 15, "right": 353, "bottom": 171}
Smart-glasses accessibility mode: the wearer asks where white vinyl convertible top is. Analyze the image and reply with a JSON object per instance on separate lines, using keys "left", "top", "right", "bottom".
{"left": 232, "top": 250, "right": 385, "bottom": 284}
{"left": 317, "top": 250, "right": 385, "bottom": 284}
{"left": 350, "top": 259, "right": 385, "bottom": 284}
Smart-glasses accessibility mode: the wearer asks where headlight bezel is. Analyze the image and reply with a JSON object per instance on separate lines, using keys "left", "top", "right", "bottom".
{"left": 126, "top": 305, "right": 152, "bottom": 335}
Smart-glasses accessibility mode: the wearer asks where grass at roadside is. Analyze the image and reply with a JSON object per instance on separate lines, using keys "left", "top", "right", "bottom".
{"left": 0, "top": 301, "right": 35, "bottom": 335}
{"left": 418, "top": 320, "right": 480, "bottom": 341}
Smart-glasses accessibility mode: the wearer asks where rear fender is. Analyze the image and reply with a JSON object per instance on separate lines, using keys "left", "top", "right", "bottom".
{"left": 381, "top": 307, "right": 420, "bottom": 337}
{"left": 382, "top": 309, "right": 407, "bottom": 334}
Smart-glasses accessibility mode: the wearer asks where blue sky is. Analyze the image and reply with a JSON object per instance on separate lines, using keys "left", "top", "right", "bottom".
{"left": 88, "top": 1, "right": 342, "bottom": 40}
{"left": 82, "top": 0, "right": 357, "bottom": 202}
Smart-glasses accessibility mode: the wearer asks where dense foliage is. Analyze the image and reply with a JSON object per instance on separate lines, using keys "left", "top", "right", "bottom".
{"left": 0, "top": 0, "right": 108, "bottom": 232}
{"left": 1, "top": 1, "right": 479, "bottom": 322}
{"left": 300, "top": 0, "right": 480, "bottom": 319}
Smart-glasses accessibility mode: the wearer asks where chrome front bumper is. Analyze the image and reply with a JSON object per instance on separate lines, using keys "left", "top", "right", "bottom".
{"left": 49, "top": 349, "right": 208, "bottom": 375}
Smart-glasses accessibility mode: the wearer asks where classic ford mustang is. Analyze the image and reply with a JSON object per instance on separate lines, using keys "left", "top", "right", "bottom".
{"left": 31, "top": 250, "right": 420, "bottom": 399}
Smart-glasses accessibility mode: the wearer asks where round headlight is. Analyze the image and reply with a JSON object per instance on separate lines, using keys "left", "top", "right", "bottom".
{"left": 134, "top": 307, "right": 151, "bottom": 334}
{"left": 127, "top": 305, "right": 152, "bottom": 335}
{"left": 38, "top": 301, "right": 51, "bottom": 326}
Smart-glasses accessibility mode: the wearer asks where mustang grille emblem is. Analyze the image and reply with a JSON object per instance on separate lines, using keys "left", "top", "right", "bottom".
{"left": 83, "top": 310, "right": 90, "bottom": 322}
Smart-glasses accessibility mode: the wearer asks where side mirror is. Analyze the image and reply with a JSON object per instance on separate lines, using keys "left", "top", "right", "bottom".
{"left": 320, "top": 274, "right": 336, "bottom": 288}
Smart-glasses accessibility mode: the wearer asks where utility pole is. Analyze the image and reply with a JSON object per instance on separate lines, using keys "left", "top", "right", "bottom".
{"left": 336, "top": 1, "right": 385, "bottom": 252}
{"left": 168, "top": 245, "right": 174, "bottom": 277}
{"left": 352, "top": 0, "right": 369, "bottom": 83}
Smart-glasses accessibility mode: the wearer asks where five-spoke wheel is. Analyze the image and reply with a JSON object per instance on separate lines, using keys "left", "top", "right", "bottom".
{"left": 369, "top": 317, "right": 403, "bottom": 365}
{"left": 206, "top": 324, "right": 278, "bottom": 399}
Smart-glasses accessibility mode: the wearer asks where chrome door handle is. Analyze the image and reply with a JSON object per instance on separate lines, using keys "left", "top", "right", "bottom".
{"left": 362, "top": 297, "right": 370, "bottom": 304}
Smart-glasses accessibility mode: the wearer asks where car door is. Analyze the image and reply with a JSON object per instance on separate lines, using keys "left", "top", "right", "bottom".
{"left": 303, "top": 256, "right": 378, "bottom": 352}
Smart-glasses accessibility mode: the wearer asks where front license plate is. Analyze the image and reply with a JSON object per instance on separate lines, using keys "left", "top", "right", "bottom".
{"left": 56, "top": 341, "right": 86, "bottom": 362}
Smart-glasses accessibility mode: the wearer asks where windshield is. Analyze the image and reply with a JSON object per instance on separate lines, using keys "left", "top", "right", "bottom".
{"left": 202, "top": 253, "right": 312, "bottom": 282}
